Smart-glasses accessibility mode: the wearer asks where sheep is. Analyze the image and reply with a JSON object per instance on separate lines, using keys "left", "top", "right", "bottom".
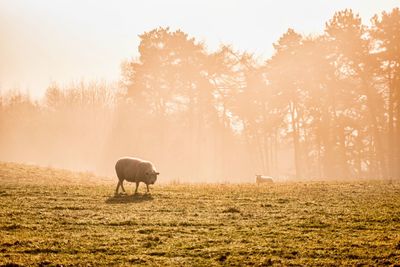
{"left": 255, "top": 175, "right": 274, "bottom": 184}
{"left": 115, "top": 157, "right": 159, "bottom": 194}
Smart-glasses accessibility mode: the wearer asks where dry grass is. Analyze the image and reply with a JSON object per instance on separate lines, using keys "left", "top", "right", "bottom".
{"left": 1, "top": 162, "right": 400, "bottom": 266}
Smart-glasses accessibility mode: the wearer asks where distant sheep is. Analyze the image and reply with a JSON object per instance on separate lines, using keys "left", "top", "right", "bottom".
{"left": 115, "top": 157, "right": 159, "bottom": 194}
{"left": 255, "top": 175, "right": 273, "bottom": 184}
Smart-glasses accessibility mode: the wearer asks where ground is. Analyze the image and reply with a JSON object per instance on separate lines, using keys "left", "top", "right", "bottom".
{"left": 1, "top": 162, "right": 400, "bottom": 266}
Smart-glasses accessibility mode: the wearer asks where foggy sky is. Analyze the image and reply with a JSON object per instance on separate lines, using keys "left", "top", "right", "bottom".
{"left": 0, "top": 0, "right": 399, "bottom": 98}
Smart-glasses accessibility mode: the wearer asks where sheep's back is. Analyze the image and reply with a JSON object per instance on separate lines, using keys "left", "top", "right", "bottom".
{"left": 115, "top": 157, "right": 141, "bottom": 181}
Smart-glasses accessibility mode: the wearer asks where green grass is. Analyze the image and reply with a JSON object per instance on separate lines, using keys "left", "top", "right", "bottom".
{"left": 1, "top": 162, "right": 400, "bottom": 266}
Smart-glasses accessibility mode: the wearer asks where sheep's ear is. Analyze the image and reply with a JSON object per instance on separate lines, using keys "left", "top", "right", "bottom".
{"left": 155, "top": 172, "right": 160, "bottom": 175}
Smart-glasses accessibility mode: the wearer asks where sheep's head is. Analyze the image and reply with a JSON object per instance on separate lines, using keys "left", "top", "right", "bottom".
{"left": 146, "top": 170, "right": 159, "bottom": 184}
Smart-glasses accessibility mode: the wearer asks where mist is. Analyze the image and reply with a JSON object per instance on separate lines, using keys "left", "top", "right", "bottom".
{"left": 1, "top": 8, "right": 400, "bottom": 182}
{"left": 0, "top": 80, "right": 292, "bottom": 183}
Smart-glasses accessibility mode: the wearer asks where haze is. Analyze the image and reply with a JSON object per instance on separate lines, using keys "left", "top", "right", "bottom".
{"left": 1, "top": 0, "right": 399, "bottom": 98}
{"left": 0, "top": 1, "right": 399, "bottom": 183}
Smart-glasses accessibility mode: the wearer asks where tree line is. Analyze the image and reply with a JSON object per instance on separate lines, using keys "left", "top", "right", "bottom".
{"left": 1, "top": 8, "right": 399, "bottom": 181}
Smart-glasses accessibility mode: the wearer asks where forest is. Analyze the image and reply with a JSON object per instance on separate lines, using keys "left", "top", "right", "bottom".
{"left": 0, "top": 8, "right": 399, "bottom": 182}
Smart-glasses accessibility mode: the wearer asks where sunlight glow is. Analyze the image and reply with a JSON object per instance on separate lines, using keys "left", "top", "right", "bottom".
{"left": 0, "top": 0, "right": 398, "bottom": 98}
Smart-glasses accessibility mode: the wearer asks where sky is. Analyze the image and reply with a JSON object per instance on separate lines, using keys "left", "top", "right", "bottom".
{"left": 0, "top": 0, "right": 399, "bottom": 99}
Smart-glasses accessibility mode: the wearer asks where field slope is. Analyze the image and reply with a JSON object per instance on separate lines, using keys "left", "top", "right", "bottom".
{"left": 1, "top": 162, "right": 400, "bottom": 266}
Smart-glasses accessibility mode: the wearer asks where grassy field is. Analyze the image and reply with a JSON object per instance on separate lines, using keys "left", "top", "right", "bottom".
{"left": 1, "top": 162, "right": 400, "bottom": 266}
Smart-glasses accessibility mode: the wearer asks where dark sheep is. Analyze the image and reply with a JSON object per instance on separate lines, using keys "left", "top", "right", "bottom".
{"left": 115, "top": 157, "right": 159, "bottom": 194}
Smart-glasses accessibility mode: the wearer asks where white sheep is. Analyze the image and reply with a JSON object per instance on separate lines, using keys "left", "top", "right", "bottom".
{"left": 115, "top": 157, "right": 159, "bottom": 194}
{"left": 255, "top": 175, "right": 274, "bottom": 184}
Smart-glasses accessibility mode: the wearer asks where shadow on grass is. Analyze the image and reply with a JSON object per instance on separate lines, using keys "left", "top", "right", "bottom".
{"left": 105, "top": 193, "right": 154, "bottom": 204}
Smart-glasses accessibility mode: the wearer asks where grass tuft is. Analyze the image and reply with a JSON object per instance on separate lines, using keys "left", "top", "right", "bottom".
{"left": 222, "top": 207, "right": 241, "bottom": 213}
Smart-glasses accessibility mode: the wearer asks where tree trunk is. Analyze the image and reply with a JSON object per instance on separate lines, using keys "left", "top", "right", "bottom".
{"left": 362, "top": 77, "right": 388, "bottom": 179}
{"left": 388, "top": 68, "right": 395, "bottom": 179}
{"left": 396, "top": 75, "right": 400, "bottom": 179}
{"left": 289, "top": 101, "right": 302, "bottom": 179}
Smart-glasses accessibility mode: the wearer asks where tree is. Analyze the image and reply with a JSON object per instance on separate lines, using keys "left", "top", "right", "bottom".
{"left": 121, "top": 27, "right": 226, "bottom": 180}
{"left": 325, "top": 9, "right": 388, "bottom": 179}
{"left": 371, "top": 8, "right": 400, "bottom": 179}
{"left": 267, "top": 28, "right": 306, "bottom": 179}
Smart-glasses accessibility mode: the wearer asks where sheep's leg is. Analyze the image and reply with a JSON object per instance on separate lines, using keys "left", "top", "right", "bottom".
{"left": 146, "top": 184, "right": 149, "bottom": 193}
{"left": 134, "top": 182, "right": 139, "bottom": 194}
{"left": 120, "top": 180, "right": 126, "bottom": 193}
{"left": 115, "top": 181, "right": 121, "bottom": 195}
